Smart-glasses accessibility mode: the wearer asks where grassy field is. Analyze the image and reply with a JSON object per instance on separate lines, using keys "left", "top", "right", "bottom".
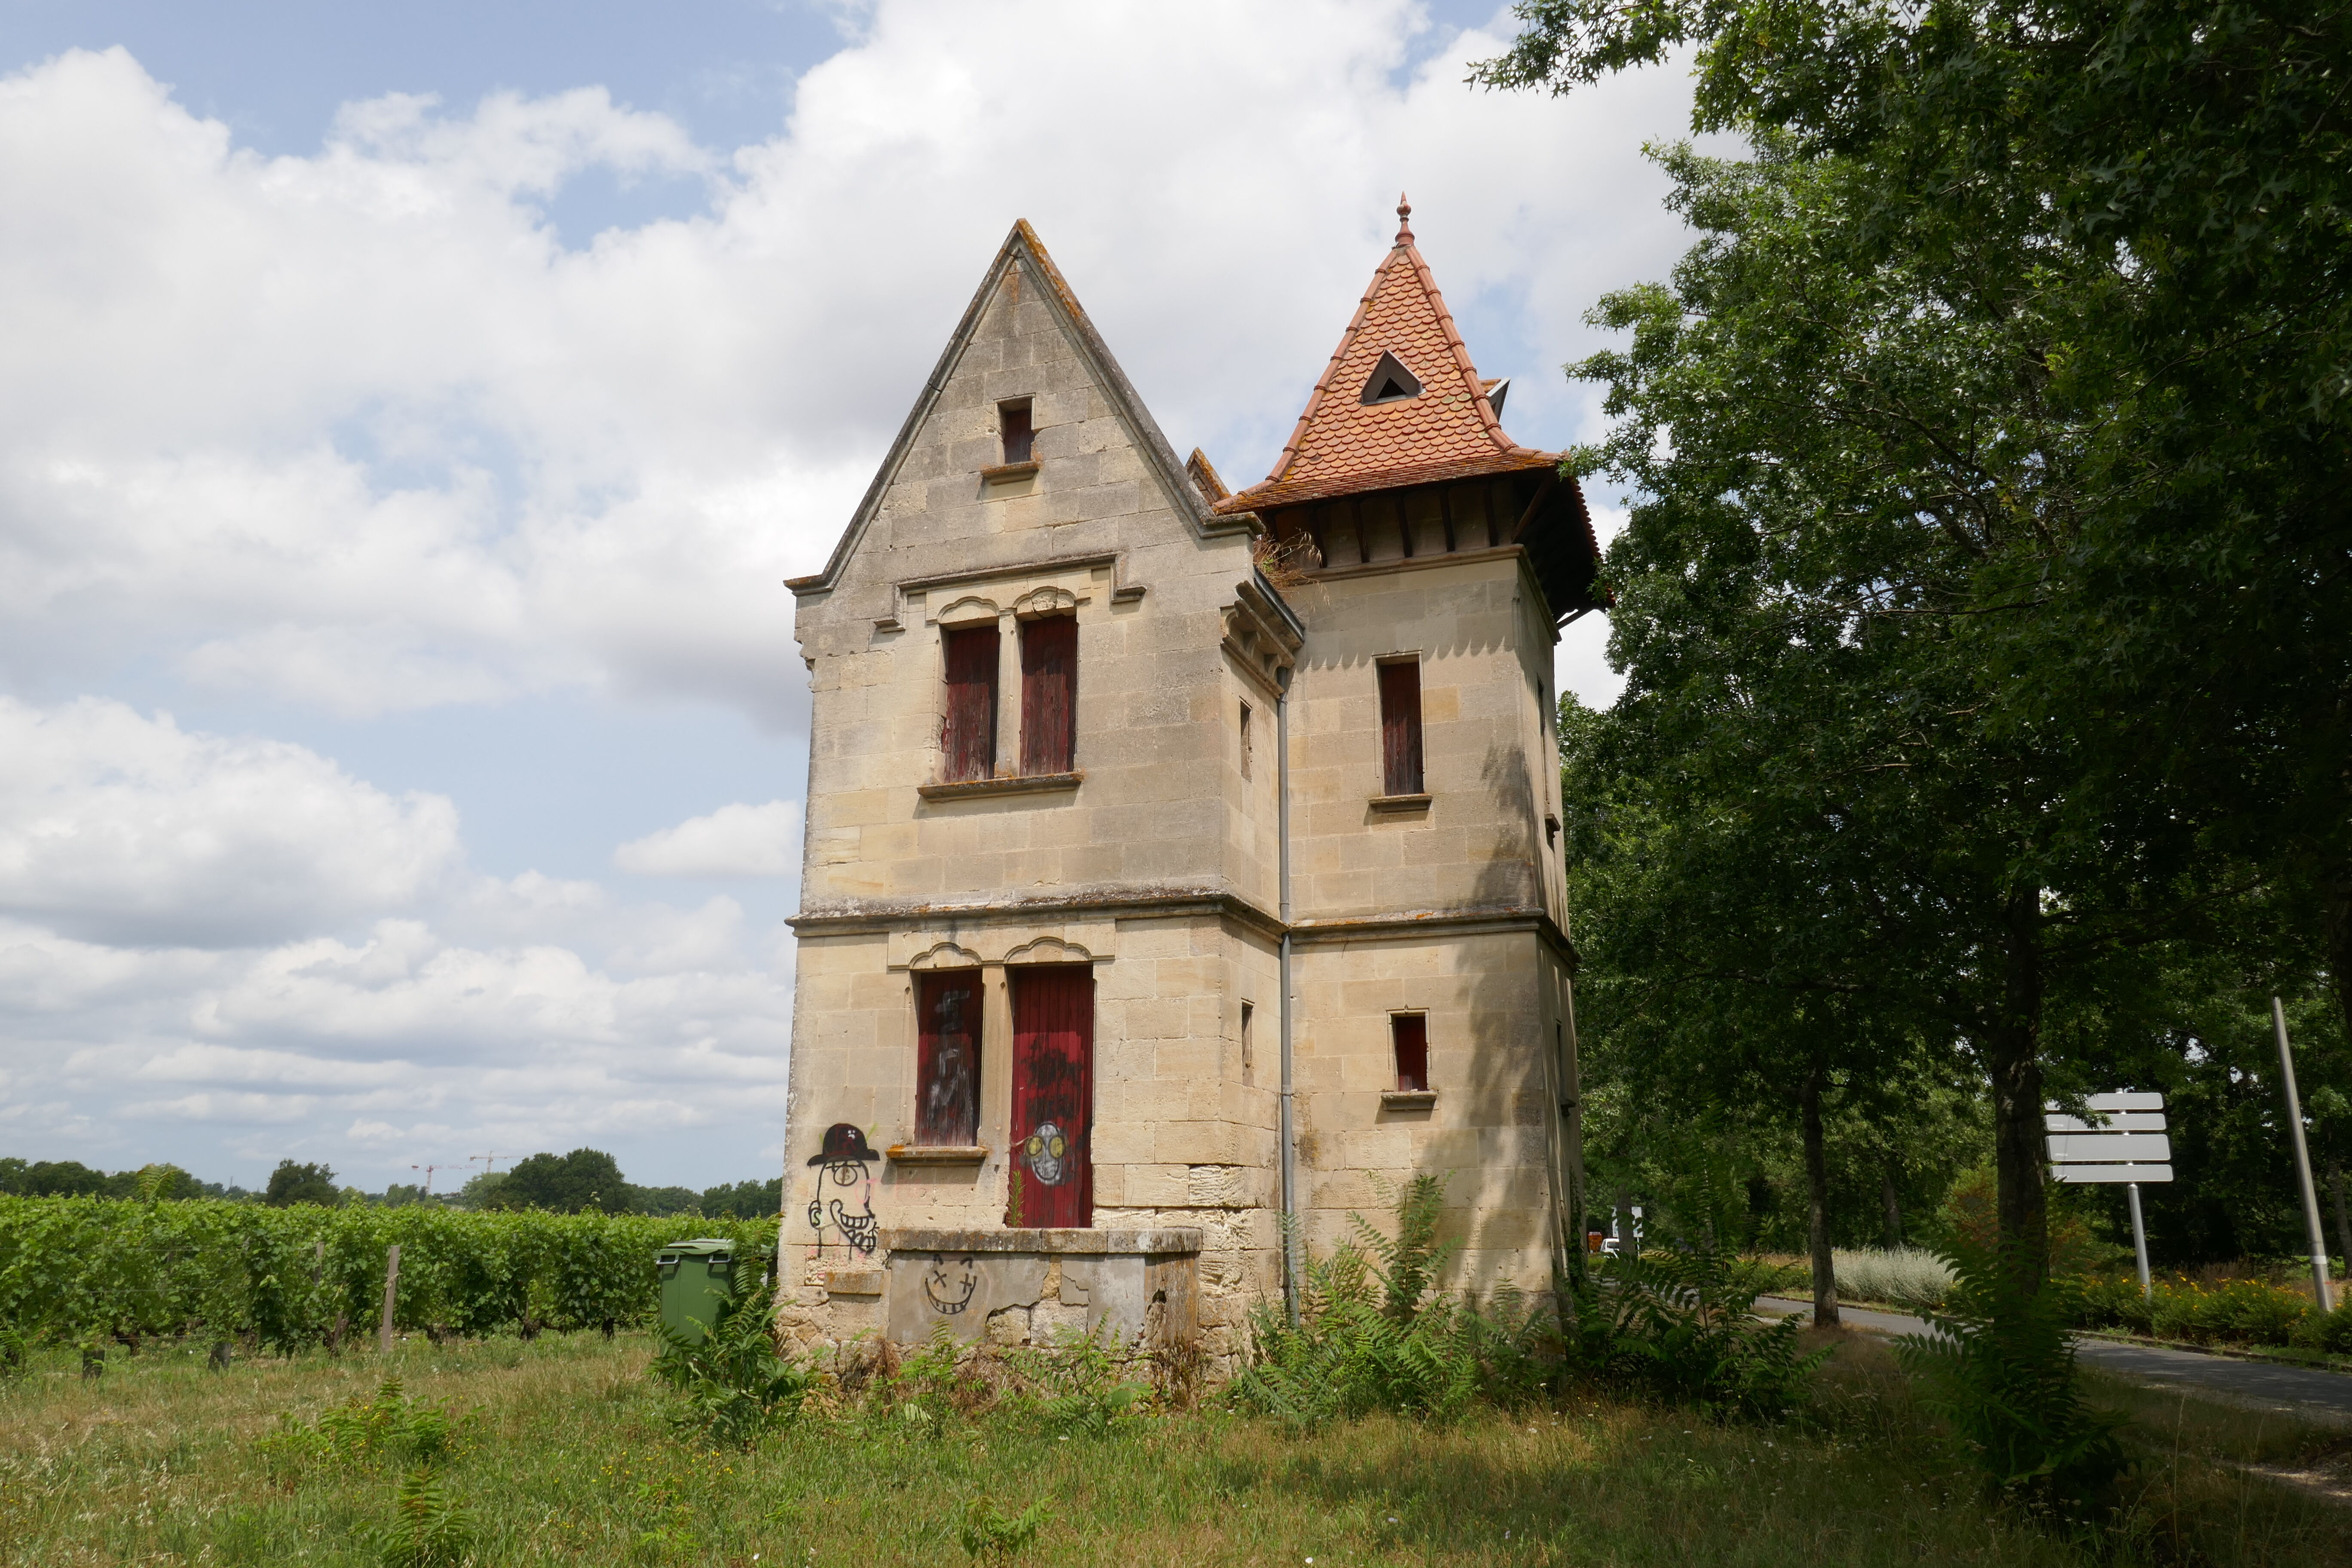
{"left": 0, "top": 1326, "right": 2345, "bottom": 1566}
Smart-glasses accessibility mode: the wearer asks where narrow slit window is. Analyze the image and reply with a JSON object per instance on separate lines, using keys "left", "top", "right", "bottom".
{"left": 941, "top": 625, "right": 999, "bottom": 781}
{"left": 1019, "top": 615, "right": 1077, "bottom": 775}
{"left": 916, "top": 971, "right": 982, "bottom": 1145}
{"left": 1378, "top": 658, "right": 1424, "bottom": 796}
{"left": 1240, "top": 1000, "right": 1256, "bottom": 1084}
{"left": 999, "top": 399, "right": 1034, "bottom": 465}
{"left": 1239, "top": 700, "right": 1253, "bottom": 779}
{"left": 1391, "top": 1014, "right": 1429, "bottom": 1093}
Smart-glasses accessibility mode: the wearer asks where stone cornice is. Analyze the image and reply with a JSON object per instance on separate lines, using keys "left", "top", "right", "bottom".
{"left": 789, "top": 890, "right": 1577, "bottom": 968}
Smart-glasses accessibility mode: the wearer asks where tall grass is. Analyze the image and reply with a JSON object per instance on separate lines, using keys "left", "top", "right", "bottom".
{"left": 1831, "top": 1248, "right": 1957, "bottom": 1311}
{"left": 0, "top": 1326, "right": 2341, "bottom": 1565}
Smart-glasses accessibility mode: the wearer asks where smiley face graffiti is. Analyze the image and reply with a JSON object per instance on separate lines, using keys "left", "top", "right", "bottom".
{"left": 922, "top": 1256, "right": 978, "bottom": 1316}
{"left": 805, "top": 1122, "right": 881, "bottom": 1258}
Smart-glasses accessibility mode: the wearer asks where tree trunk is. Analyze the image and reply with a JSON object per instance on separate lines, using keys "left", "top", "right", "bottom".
{"left": 1614, "top": 1185, "right": 1636, "bottom": 1262}
{"left": 1882, "top": 1161, "right": 1904, "bottom": 1250}
{"left": 1802, "top": 1063, "right": 1838, "bottom": 1327}
{"left": 2324, "top": 854, "right": 2352, "bottom": 1093}
{"left": 1988, "top": 880, "right": 2050, "bottom": 1294}
{"left": 2330, "top": 1160, "right": 2351, "bottom": 1286}
{"left": 2321, "top": 854, "right": 2352, "bottom": 1289}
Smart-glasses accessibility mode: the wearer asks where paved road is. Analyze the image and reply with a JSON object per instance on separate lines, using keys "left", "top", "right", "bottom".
{"left": 1755, "top": 1295, "right": 2352, "bottom": 1428}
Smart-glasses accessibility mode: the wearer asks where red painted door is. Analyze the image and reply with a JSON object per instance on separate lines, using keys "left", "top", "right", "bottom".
{"left": 1006, "top": 965, "right": 1093, "bottom": 1228}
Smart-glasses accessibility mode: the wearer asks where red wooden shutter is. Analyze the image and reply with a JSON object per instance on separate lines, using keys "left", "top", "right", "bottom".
{"left": 1378, "top": 660, "right": 1424, "bottom": 795}
{"left": 1006, "top": 965, "right": 1093, "bottom": 1228}
{"left": 1020, "top": 616, "right": 1077, "bottom": 775}
{"left": 1000, "top": 401, "right": 1033, "bottom": 464}
{"left": 915, "top": 972, "right": 981, "bottom": 1145}
{"left": 1391, "top": 1014, "right": 1429, "bottom": 1092}
{"left": 941, "top": 625, "right": 998, "bottom": 781}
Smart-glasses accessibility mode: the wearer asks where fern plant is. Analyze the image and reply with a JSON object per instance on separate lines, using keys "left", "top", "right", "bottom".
{"left": 956, "top": 1495, "right": 1049, "bottom": 1562}
{"left": 1231, "top": 1176, "right": 1548, "bottom": 1427}
{"left": 360, "top": 1466, "right": 475, "bottom": 1568}
{"left": 1002, "top": 1324, "right": 1151, "bottom": 1436}
{"left": 648, "top": 1276, "right": 811, "bottom": 1449}
{"left": 1562, "top": 1243, "right": 1825, "bottom": 1421}
{"left": 1893, "top": 1240, "right": 2129, "bottom": 1519}
{"left": 258, "top": 1377, "right": 464, "bottom": 1472}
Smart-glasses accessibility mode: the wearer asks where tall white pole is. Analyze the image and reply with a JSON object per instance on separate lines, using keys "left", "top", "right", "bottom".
{"left": 2125, "top": 1182, "right": 2151, "bottom": 1301}
{"left": 2272, "top": 997, "right": 2335, "bottom": 1312}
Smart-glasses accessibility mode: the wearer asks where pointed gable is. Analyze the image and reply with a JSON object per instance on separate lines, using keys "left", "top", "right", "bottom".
{"left": 1216, "top": 199, "right": 1556, "bottom": 515}
{"left": 787, "top": 220, "right": 1243, "bottom": 600}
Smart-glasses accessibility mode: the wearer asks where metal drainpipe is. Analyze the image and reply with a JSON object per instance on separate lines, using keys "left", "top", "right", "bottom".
{"left": 1277, "top": 665, "right": 1299, "bottom": 1326}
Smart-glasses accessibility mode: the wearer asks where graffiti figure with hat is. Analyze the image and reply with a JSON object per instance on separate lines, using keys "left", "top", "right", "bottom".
{"left": 806, "top": 1122, "right": 881, "bottom": 1258}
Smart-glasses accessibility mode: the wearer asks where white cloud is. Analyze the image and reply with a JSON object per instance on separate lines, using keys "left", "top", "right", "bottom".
{"left": 615, "top": 800, "right": 801, "bottom": 878}
{"left": 0, "top": 697, "right": 461, "bottom": 947}
{"left": 0, "top": 12, "right": 1693, "bottom": 726}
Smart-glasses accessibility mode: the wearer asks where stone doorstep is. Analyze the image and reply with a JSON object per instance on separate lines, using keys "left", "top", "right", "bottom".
{"left": 881, "top": 1225, "right": 1202, "bottom": 1256}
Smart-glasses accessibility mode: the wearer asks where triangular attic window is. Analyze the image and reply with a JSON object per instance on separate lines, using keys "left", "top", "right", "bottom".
{"left": 1360, "top": 350, "right": 1422, "bottom": 405}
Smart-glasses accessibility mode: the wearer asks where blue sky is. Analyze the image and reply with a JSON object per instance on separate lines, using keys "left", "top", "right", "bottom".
{"left": 0, "top": 1, "right": 1698, "bottom": 1192}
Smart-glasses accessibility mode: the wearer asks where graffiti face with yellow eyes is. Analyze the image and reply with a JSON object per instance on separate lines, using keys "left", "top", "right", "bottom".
{"left": 1024, "top": 1121, "right": 1069, "bottom": 1185}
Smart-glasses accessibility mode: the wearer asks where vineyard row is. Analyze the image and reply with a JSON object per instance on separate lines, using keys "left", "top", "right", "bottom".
{"left": 0, "top": 1196, "right": 781, "bottom": 1350}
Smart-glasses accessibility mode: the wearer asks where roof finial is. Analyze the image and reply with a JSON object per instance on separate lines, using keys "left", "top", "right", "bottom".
{"left": 1395, "top": 192, "right": 1414, "bottom": 245}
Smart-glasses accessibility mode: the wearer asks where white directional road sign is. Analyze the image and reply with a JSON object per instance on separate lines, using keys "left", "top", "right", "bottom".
{"left": 2044, "top": 1092, "right": 2173, "bottom": 1184}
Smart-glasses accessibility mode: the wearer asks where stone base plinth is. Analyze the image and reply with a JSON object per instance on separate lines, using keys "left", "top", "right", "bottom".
{"left": 877, "top": 1227, "right": 1200, "bottom": 1351}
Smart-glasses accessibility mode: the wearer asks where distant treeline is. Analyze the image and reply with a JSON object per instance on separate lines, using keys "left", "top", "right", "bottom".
{"left": 0, "top": 1150, "right": 782, "bottom": 1221}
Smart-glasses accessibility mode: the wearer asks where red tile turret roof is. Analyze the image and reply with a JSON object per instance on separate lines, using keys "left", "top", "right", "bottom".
{"left": 1215, "top": 198, "right": 1558, "bottom": 514}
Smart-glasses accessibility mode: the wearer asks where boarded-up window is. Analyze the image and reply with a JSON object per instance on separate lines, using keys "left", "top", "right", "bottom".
{"left": 942, "top": 625, "right": 999, "bottom": 781}
{"left": 1020, "top": 615, "right": 1077, "bottom": 775}
{"left": 1378, "top": 659, "right": 1424, "bottom": 796}
{"left": 1000, "top": 400, "right": 1033, "bottom": 464}
{"left": 916, "top": 971, "right": 981, "bottom": 1145}
{"left": 1391, "top": 1014, "right": 1429, "bottom": 1092}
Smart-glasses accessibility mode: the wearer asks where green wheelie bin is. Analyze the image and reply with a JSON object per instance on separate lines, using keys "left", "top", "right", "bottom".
{"left": 655, "top": 1238, "right": 751, "bottom": 1344}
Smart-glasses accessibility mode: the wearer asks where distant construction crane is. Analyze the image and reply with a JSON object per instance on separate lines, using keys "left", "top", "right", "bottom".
{"left": 409, "top": 1163, "right": 447, "bottom": 1195}
{"left": 469, "top": 1152, "right": 511, "bottom": 1174}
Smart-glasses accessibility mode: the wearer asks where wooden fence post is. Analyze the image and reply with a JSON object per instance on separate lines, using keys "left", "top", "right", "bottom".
{"left": 377, "top": 1243, "right": 401, "bottom": 1354}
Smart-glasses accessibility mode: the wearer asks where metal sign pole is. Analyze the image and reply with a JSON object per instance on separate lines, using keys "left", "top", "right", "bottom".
{"left": 2272, "top": 996, "right": 2336, "bottom": 1313}
{"left": 2125, "top": 1182, "right": 2151, "bottom": 1300}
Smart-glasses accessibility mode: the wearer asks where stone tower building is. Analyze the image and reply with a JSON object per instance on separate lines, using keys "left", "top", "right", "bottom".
{"left": 778, "top": 205, "right": 1601, "bottom": 1366}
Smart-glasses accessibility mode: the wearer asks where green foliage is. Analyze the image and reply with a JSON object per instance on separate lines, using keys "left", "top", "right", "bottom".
{"left": 698, "top": 1178, "right": 782, "bottom": 1219}
{"left": 879, "top": 1326, "right": 969, "bottom": 1436}
{"left": 1232, "top": 1176, "right": 1550, "bottom": 1428}
{"left": 647, "top": 1277, "right": 810, "bottom": 1448}
{"left": 1563, "top": 1244, "right": 1826, "bottom": 1421}
{"left": 1001, "top": 1325, "right": 1151, "bottom": 1436}
{"left": 0, "top": 1194, "right": 776, "bottom": 1350}
{"left": 956, "top": 1495, "right": 1048, "bottom": 1563}
{"left": 266, "top": 1160, "right": 340, "bottom": 1208}
{"left": 495, "top": 1148, "right": 629, "bottom": 1214}
{"left": 2076, "top": 1272, "right": 2323, "bottom": 1349}
{"left": 260, "top": 1377, "right": 466, "bottom": 1471}
{"left": 1488, "top": 0, "right": 2352, "bottom": 1288}
{"left": 359, "top": 1466, "right": 476, "bottom": 1568}
{"left": 2296, "top": 1299, "right": 2352, "bottom": 1356}
{"left": 1895, "top": 1242, "right": 2129, "bottom": 1517}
